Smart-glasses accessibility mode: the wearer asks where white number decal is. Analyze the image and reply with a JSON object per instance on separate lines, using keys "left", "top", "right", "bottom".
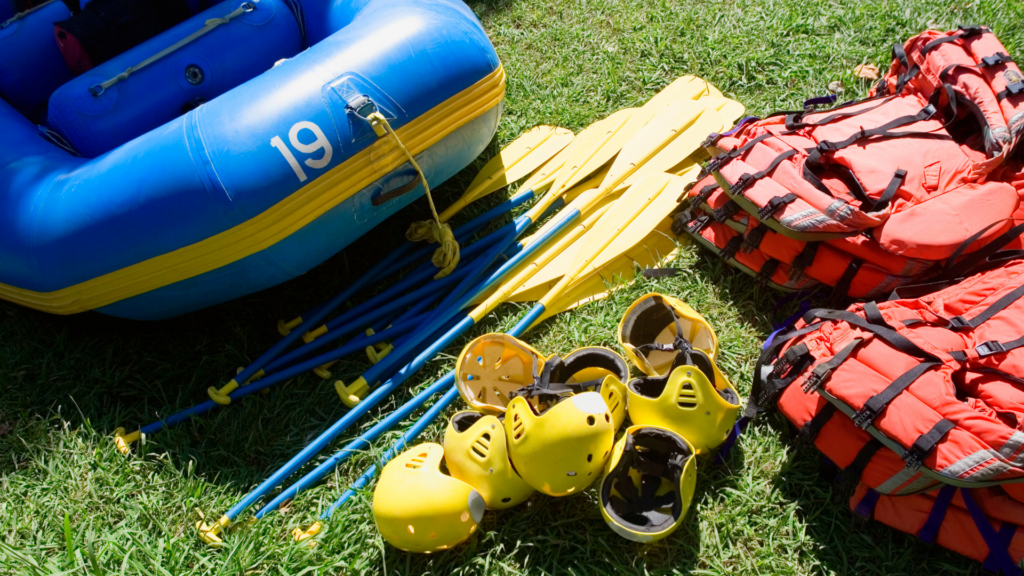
{"left": 271, "top": 120, "right": 335, "bottom": 182}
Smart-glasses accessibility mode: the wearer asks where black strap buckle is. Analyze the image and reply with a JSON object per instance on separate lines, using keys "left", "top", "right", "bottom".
{"left": 980, "top": 52, "right": 1013, "bottom": 67}
{"left": 1008, "top": 82, "right": 1024, "bottom": 96}
{"left": 719, "top": 236, "right": 743, "bottom": 261}
{"left": 687, "top": 214, "right": 711, "bottom": 235}
{"left": 958, "top": 24, "right": 985, "bottom": 37}
{"left": 902, "top": 446, "right": 926, "bottom": 470}
{"left": 922, "top": 104, "right": 938, "bottom": 119}
{"left": 852, "top": 406, "right": 877, "bottom": 429}
{"left": 758, "top": 196, "right": 788, "bottom": 220}
{"left": 802, "top": 369, "right": 825, "bottom": 394}
{"left": 729, "top": 173, "right": 754, "bottom": 196}
{"left": 816, "top": 141, "right": 837, "bottom": 154}
{"left": 948, "top": 316, "right": 971, "bottom": 330}
{"left": 976, "top": 340, "right": 1006, "bottom": 358}
{"left": 701, "top": 133, "right": 723, "bottom": 149}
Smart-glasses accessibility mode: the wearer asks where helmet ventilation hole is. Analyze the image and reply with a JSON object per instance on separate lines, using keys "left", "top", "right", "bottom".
{"left": 405, "top": 452, "right": 428, "bottom": 469}
{"left": 586, "top": 454, "right": 593, "bottom": 462}
{"left": 501, "top": 497, "right": 511, "bottom": 503}
{"left": 467, "top": 374, "right": 474, "bottom": 380}
{"left": 566, "top": 471, "right": 577, "bottom": 476}
{"left": 604, "top": 413, "right": 610, "bottom": 423}
{"left": 586, "top": 415, "right": 596, "bottom": 426}
{"left": 677, "top": 381, "right": 698, "bottom": 408}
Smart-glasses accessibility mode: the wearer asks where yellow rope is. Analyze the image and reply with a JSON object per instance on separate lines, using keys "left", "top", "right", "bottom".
{"left": 367, "top": 112, "right": 459, "bottom": 278}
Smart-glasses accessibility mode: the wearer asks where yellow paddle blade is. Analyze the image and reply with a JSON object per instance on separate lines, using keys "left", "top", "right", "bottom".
{"left": 535, "top": 166, "right": 701, "bottom": 322}
{"left": 642, "top": 75, "right": 717, "bottom": 112}
{"left": 549, "top": 107, "right": 655, "bottom": 196}
{"left": 467, "top": 189, "right": 613, "bottom": 323}
{"left": 597, "top": 98, "right": 710, "bottom": 194}
{"left": 511, "top": 212, "right": 682, "bottom": 305}
{"left": 508, "top": 107, "right": 730, "bottom": 300}
{"left": 544, "top": 108, "right": 636, "bottom": 197}
{"left": 439, "top": 126, "right": 573, "bottom": 221}
{"left": 536, "top": 173, "right": 686, "bottom": 311}
{"left": 618, "top": 106, "right": 730, "bottom": 189}
{"left": 541, "top": 216, "right": 683, "bottom": 315}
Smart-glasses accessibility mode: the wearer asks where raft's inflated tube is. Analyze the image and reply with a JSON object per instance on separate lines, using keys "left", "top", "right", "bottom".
{"left": 0, "top": 0, "right": 503, "bottom": 320}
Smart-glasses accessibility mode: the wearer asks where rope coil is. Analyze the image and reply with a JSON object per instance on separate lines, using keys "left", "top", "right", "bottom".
{"left": 366, "top": 111, "right": 459, "bottom": 278}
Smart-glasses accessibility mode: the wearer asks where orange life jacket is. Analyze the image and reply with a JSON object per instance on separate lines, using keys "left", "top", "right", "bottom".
{"left": 751, "top": 257, "right": 1024, "bottom": 572}
{"left": 674, "top": 27, "right": 1024, "bottom": 298}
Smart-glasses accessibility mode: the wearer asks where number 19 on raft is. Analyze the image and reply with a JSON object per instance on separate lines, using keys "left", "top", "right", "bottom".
{"left": 271, "top": 120, "right": 334, "bottom": 182}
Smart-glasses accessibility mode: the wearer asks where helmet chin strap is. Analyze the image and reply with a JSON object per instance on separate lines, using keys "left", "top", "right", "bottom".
{"left": 509, "top": 355, "right": 605, "bottom": 411}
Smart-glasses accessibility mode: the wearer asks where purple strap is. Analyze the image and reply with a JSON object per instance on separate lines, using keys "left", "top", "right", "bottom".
{"left": 983, "top": 521, "right": 1020, "bottom": 574}
{"left": 918, "top": 485, "right": 956, "bottom": 544}
{"left": 854, "top": 487, "right": 881, "bottom": 518}
{"left": 763, "top": 298, "right": 813, "bottom": 350}
{"left": 962, "top": 489, "right": 1023, "bottom": 576}
{"left": 723, "top": 116, "right": 760, "bottom": 137}
{"left": 713, "top": 422, "right": 742, "bottom": 465}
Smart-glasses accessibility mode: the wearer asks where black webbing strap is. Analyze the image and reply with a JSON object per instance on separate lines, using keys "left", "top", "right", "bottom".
{"left": 805, "top": 105, "right": 939, "bottom": 165}
{"left": 939, "top": 221, "right": 1024, "bottom": 282}
{"left": 790, "top": 242, "right": 819, "bottom": 281}
{"left": 685, "top": 183, "right": 719, "bottom": 207}
{"left": 755, "top": 259, "right": 781, "bottom": 286}
{"left": 802, "top": 338, "right": 863, "bottom": 393}
{"left": 806, "top": 308, "right": 937, "bottom": 361}
{"left": 862, "top": 169, "right": 906, "bottom": 213}
{"left": 757, "top": 193, "right": 798, "bottom": 221}
{"left": 948, "top": 334, "right": 1024, "bottom": 362}
{"left": 713, "top": 201, "right": 740, "bottom": 223}
{"left": 947, "top": 281, "right": 1024, "bottom": 331}
{"left": 742, "top": 224, "right": 769, "bottom": 253}
{"left": 852, "top": 361, "right": 941, "bottom": 429}
{"left": 921, "top": 25, "right": 988, "bottom": 55}
{"left": 862, "top": 302, "right": 888, "bottom": 327}
{"left": 726, "top": 150, "right": 798, "bottom": 197}
{"left": 719, "top": 236, "right": 744, "bottom": 262}
{"left": 892, "top": 42, "right": 922, "bottom": 95}
{"left": 511, "top": 355, "right": 605, "bottom": 405}
{"left": 834, "top": 439, "right": 884, "bottom": 503}
{"left": 786, "top": 96, "right": 897, "bottom": 130}
{"left": 833, "top": 259, "right": 863, "bottom": 300}
{"left": 745, "top": 322, "right": 826, "bottom": 420}
{"left": 686, "top": 214, "right": 712, "bottom": 235}
{"left": 797, "top": 403, "right": 837, "bottom": 444}
{"left": 703, "top": 133, "right": 775, "bottom": 175}
{"left": 980, "top": 52, "right": 1015, "bottom": 67}
{"left": 998, "top": 80, "right": 1024, "bottom": 101}
{"left": 902, "top": 418, "right": 955, "bottom": 470}
{"left": 608, "top": 432, "right": 685, "bottom": 521}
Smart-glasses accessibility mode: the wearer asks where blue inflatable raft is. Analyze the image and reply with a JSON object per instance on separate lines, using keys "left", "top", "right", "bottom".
{"left": 0, "top": 0, "right": 503, "bottom": 320}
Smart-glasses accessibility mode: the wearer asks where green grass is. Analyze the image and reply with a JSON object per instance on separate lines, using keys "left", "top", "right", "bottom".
{"left": 2, "top": 0, "right": 1023, "bottom": 574}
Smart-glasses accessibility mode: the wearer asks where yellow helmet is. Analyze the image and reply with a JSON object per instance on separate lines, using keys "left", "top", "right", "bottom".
{"left": 505, "top": 391, "right": 615, "bottom": 496}
{"left": 618, "top": 293, "right": 719, "bottom": 377}
{"left": 455, "top": 333, "right": 543, "bottom": 414}
{"left": 599, "top": 425, "right": 697, "bottom": 543}
{"left": 456, "top": 334, "right": 629, "bottom": 428}
{"left": 626, "top": 349, "right": 740, "bottom": 454}
{"left": 443, "top": 411, "right": 534, "bottom": 510}
{"left": 372, "top": 443, "right": 485, "bottom": 553}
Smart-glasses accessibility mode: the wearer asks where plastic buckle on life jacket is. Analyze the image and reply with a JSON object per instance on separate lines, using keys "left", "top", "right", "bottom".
{"left": 902, "top": 446, "right": 926, "bottom": 470}
{"left": 852, "top": 405, "right": 878, "bottom": 429}
{"left": 729, "top": 173, "right": 755, "bottom": 196}
{"left": 948, "top": 316, "right": 971, "bottom": 330}
{"left": 701, "top": 133, "right": 723, "bottom": 149}
{"left": 687, "top": 214, "right": 711, "bottom": 235}
{"left": 758, "top": 196, "right": 787, "bottom": 220}
{"left": 719, "top": 236, "right": 743, "bottom": 262}
{"left": 802, "top": 364, "right": 832, "bottom": 394}
{"left": 976, "top": 340, "right": 1006, "bottom": 358}
{"left": 980, "top": 52, "right": 1013, "bottom": 68}
{"left": 957, "top": 24, "right": 986, "bottom": 37}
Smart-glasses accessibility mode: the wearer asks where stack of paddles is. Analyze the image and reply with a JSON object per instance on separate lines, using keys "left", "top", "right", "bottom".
{"left": 372, "top": 293, "right": 741, "bottom": 552}
{"left": 673, "top": 26, "right": 1024, "bottom": 300}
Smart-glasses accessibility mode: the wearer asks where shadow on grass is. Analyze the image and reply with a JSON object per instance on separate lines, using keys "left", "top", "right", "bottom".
{"left": 0, "top": 138, "right": 507, "bottom": 486}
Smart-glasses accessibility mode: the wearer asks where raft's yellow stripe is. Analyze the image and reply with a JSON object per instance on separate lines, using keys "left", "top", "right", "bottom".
{"left": 0, "top": 66, "right": 506, "bottom": 315}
